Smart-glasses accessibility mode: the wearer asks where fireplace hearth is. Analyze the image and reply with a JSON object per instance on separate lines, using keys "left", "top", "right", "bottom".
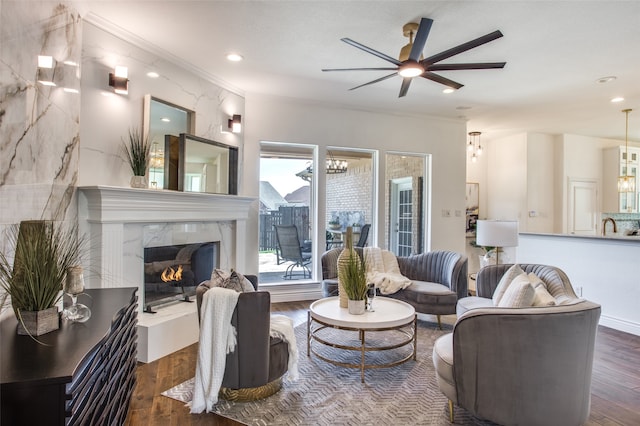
{"left": 144, "top": 242, "right": 218, "bottom": 312}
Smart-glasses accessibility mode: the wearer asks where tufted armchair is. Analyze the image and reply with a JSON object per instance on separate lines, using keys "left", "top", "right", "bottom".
{"left": 321, "top": 248, "right": 468, "bottom": 328}
{"left": 196, "top": 275, "right": 289, "bottom": 401}
{"left": 433, "top": 264, "right": 601, "bottom": 425}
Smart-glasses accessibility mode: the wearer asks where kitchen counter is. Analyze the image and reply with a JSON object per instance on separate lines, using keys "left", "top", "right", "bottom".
{"left": 520, "top": 231, "right": 640, "bottom": 242}
{"left": 517, "top": 233, "right": 640, "bottom": 336}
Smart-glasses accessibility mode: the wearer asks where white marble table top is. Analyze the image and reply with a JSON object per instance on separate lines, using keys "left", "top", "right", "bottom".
{"left": 309, "top": 296, "right": 415, "bottom": 329}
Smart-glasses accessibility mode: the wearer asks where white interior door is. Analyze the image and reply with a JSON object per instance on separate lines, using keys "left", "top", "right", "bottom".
{"left": 568, "top": 179, "right": 598, "bottom": 235}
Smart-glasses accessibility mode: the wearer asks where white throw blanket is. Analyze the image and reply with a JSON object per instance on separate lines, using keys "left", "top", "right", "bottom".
{"left": 190, "top": 287, "right": 240, "bottom": 413}
{"left": 363, "top": 247, "right": 412, "bottom": 295}
{"left": 269, "top": 314, "right": 300, "bottom": 381}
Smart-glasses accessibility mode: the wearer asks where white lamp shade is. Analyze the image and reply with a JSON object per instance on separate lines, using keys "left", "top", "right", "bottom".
{"left": 476, "top": 220, "right": 519, "bottom": 247}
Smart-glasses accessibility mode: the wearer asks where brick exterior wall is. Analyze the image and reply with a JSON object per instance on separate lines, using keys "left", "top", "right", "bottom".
{"left": 326, "top": 158, "right": 373, "bottom": 230}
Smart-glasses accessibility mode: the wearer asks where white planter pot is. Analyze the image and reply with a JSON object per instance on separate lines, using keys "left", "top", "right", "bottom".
{"left": 130, "top": 175, "right": 147, "bottom": 188}
{"left": 348, "top": 299, "right": 365, "bottom": 315}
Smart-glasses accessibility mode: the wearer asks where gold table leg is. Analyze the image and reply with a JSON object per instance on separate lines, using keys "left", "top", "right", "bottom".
{"left": 360, "top": 329, "right": 365, "bottom": 383}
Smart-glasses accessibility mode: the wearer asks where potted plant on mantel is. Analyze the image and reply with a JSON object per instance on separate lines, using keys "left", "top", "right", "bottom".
{"left": 121, "top": 128, "right": 151, "bottom": 188}
{"left": 0, "top": 220, "right": 84, "bottom": 337}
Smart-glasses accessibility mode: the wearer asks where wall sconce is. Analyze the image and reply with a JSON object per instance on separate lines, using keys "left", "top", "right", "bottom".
{"left": 228, "top": 114, "right": 242, "bottom": 133}
{"left": 108, "top": 65, "right": 129, "bottom": 95}
{"left": 37, "top": 55, "right": 56, "bottom": 86}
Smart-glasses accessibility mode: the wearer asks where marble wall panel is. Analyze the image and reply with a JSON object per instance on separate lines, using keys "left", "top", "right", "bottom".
{"left": 0, "top": 1, "right": 81, "bottom": 274}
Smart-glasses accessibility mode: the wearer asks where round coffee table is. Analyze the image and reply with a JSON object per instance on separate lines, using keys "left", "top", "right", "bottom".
{"left": 307, "top": 296, "right": 417, "bottom": 383}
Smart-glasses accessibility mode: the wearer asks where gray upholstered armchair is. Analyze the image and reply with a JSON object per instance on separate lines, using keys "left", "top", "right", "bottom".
{"left": 321, "top": 248, "right": 468, "bottom": 328}
{"left": 196, "top": 275, "right": 289, "bottom": 401}
{"left": 433, "top": 264, "right": 601, "bottom": 425}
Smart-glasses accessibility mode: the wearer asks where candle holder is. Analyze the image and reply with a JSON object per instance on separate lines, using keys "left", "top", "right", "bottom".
{"left": 62, "top": 266, "right": 91, "bottom": 323}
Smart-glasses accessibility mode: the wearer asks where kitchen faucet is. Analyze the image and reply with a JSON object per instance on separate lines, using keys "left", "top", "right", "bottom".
{"left": 602, "top": 217, "right": 617, "bottom": 236}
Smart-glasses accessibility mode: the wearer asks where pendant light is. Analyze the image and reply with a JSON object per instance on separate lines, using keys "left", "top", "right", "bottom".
{"left": 617, "top": 109, "right": 635, "bottom": 193}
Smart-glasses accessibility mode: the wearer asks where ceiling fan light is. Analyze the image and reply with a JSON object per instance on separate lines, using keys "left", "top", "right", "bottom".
{"left": 398, "top": 61, "right": 424, "bottom": 78}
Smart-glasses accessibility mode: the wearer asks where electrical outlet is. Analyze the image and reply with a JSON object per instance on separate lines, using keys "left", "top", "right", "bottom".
{"left": 442, "top": 209, "right": 451, "bottom": 217}
{"left": 575, "top": 286, "right": 583, "bottom": 297}
{"left": 455, "top": 210, "right": 462, "bottom": 217}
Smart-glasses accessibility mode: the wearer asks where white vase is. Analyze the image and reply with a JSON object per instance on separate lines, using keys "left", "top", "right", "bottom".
{"left": 130, "top": 175, "right": 147, "bottom": 188}
{"left": 348, "top": 299, "right": 365, "bottom": 315}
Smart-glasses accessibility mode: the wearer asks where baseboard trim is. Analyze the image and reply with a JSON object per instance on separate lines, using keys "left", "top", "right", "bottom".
{"left": 600, "top": 314, "right": 640, "bottom": 336}
{"left": 261, "top": 282, "right": 323, "bottom": 303}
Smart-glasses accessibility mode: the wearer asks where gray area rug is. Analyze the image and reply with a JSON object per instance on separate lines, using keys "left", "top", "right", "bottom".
{"left": 163, "top": 320, "right": 494, "bottom": 425}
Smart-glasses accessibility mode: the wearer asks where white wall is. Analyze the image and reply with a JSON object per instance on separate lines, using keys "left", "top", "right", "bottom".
{"left": 487, "top": 133, "right": 527, "bottom": 223}
{"left": 526, "top": 133, "right": 555, "bottom": 232}
{"left": 243, "top": 94, "right": 468, "bottom": 275}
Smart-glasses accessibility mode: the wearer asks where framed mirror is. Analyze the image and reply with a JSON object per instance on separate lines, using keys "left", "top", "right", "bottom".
{"left": 143, "top": 95, "right": 194, "bottom": 189}
{"left": 164, "top": 133, "right": 238, "bottom": 195}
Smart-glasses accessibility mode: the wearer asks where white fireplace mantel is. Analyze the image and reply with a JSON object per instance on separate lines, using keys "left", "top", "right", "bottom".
{"left": 78, "top": 185, "right": 255, "bottom": 223}
{"left": 77, "top": 185, "right": 256, "bottom": 292}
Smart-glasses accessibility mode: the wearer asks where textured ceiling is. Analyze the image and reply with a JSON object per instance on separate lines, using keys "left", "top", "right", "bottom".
{"left": 82, "top": 0, "right": 640, "bottom": 143}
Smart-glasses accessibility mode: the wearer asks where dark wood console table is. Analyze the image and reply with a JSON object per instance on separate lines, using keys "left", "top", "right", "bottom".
{"left": 1, "top": 288, "right": 138, "bottom": 426}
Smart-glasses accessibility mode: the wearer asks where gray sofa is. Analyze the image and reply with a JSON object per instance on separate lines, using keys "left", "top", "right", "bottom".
{"left": 433, "top": 264, "right": 601, "bottom": 425}
{"left": 321, "top": 247, "right": 468, "bottom": 327}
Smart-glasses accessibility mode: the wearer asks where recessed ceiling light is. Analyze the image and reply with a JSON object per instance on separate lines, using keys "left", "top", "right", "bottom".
{"left": 63, "top": 88, "right": 79, "bottom": 94}
{"left": 597, "top": 76, "right": 617, "bottom": 84}
{"left": 226, "top": 53, "right": 244, "bottom": 62}
{"left": 611, "top": 97, "right": 625, "bottom": 103}
{"left": 442, "top": 88, "right": 455, "bottom": 94}
{"left": 161, "top": 117, "right": 171, "bottom": 122}
{"left": 147, "top": 71, "right": 159, "bottom": 78}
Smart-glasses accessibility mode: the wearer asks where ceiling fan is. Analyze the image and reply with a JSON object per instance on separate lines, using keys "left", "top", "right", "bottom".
{"left": 322, "top": 18, "right": 506, "bottom": 97}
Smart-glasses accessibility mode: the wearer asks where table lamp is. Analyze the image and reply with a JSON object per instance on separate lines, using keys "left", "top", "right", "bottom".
{"left": 476, "top": 220, "right": 519, "bottom": 265}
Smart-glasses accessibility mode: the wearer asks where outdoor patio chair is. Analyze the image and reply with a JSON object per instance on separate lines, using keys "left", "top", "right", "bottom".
{"left": 354, "top": 224, "right": 370, "bottom": 247}
{"left": 274, "top": 225, "right": 312, "bottom": 279}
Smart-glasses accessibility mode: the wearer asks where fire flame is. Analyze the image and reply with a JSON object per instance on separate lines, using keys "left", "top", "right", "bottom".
{"left": 161, "top": 265, "right": 183, "bottom": 282}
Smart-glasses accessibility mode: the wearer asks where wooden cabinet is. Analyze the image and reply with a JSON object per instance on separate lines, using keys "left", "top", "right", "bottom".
{"left": 1, "top": 288, "right": 138, "bottom": 426}
{"left": 603, "top": 146, "right": 640, "bottom": 213}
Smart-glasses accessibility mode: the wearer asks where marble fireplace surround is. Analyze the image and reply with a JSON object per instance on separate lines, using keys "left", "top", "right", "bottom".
{"left": 77, "top": 186, "right": 255, "bottom": 362}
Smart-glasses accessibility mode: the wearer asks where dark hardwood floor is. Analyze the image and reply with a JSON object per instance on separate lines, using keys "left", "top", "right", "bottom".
{"left": 125, "top": 301, "right": 640, "bottom": 425}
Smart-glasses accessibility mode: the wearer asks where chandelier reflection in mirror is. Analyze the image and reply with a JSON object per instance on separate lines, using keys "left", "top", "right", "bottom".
{"left": 467, "top": 131, "right": 483, "bottom": 163}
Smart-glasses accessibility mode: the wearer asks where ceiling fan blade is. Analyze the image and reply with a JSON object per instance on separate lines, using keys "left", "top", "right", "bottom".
{"left": 428, "top": 62, "right": 506, "bottom": 71}
{"left": 408, "top": 18, "right": 433, "bottom": 61}
{"left": 341, "top": 38, "right": 402, "bottom": 66}
{"left": 398, "top": 78, "right": 413, "bottom": 98}
{"left": 349, "top": 72, "right": 398, "bottom": 91}
{"left": 322, "top": 67, "right": 399, "bottom": 72}
{"left": 421, "top": 72, "right": 464, "bottom": 90}
{"left": 421, "top": 30, "right": 504, "bottom": 65}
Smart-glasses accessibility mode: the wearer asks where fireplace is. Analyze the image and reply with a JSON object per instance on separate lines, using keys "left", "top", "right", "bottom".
{"left": 143, "top": 242, "right": 219, "bottom": 312}
{"left": 78, "top": 186, "right": 255, "bottom": 362}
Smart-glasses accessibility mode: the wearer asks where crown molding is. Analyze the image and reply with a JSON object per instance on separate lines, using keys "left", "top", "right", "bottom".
{"left": 83, "top": 12, "right": 245, "bottom": 98}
